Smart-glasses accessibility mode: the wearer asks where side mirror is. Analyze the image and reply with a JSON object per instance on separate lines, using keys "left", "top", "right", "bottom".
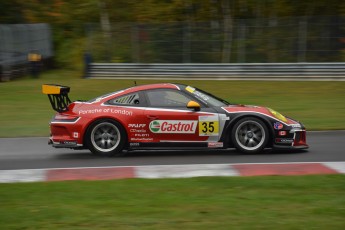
{"left": 186, "top": 101, "right": 201, "bottom": 111}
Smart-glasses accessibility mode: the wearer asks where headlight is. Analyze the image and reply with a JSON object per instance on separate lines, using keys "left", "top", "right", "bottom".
{"left": 268, "top": 108, "right": 288, "bottom": 122}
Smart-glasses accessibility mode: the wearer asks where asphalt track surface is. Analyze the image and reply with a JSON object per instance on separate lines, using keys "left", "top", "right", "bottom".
{"left": 0, "top": 131, "right": 344, "bottom": 170}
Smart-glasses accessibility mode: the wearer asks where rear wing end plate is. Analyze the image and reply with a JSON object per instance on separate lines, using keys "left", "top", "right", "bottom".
{"left": 42, "top": 84, "right": 72, "bottom": 113}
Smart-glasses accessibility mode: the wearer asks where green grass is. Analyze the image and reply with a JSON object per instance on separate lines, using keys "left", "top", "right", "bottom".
{"left": 0, "top": 175, "right": 344, "bottom": 229}
{"left": 0, "top": 70, "right": 344, "bottom": 137}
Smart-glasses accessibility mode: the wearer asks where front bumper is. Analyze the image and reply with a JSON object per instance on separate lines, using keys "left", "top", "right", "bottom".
{"left": 273, "top": 128, "right": 308, "bottom": 150}
{"left": 273, "top": 144, "right": 308, "bottom": 150}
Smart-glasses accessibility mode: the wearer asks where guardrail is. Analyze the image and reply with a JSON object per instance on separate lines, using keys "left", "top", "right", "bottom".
{"left": 88, "top": 63, "right": 345, "bottom": 81}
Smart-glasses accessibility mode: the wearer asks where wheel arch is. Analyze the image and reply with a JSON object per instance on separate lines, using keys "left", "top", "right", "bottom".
{"left": 82, "top": 116, "right": 128, "bottom": 147}
{"left": 223, "top": 114, "right": 274, "bottom": 148}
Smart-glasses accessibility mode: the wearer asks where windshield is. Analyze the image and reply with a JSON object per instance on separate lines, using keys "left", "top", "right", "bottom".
{"left": 185, "top": 86, "right": 230, "bottom": 107}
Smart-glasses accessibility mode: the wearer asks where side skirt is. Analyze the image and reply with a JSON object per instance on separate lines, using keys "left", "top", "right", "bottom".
{"left": 128, "top": 142, "right": 225, "bottom": 150}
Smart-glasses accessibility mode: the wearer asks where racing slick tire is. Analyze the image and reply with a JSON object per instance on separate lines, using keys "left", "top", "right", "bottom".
{"left": 85, "top": 119, "right": 127, "bottom": 157}
{"left": 231, "top": 117, "right": 269, "bottom": 154}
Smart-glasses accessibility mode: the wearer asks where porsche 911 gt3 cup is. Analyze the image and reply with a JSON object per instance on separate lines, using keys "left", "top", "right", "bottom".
{"left": 42, "top": 83, "right": 308, "bottom": 156}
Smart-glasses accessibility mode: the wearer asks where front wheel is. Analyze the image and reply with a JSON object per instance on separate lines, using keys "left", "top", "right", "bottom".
{"left": 85, "top": 119, "right": 127, "bottom": 157}
{"left": 231, "top": 117, "right": 269, "bottom": 154}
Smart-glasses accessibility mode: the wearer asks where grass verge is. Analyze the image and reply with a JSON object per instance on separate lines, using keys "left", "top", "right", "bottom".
{"left": 0, "top": 70, "right": 344, "bottom": 137}
{"left": 0, "top": 175, "right": 344, "bottom": 229}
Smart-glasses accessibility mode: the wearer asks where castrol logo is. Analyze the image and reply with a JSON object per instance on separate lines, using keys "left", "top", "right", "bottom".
{"left": 149, "top": 120, "right": 197, "bottom": 133}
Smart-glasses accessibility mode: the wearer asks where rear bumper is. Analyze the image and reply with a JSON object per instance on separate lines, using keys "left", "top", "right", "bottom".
{"left": 48, "top": 137, "right": 83, "bottom": 149}
{"left": 48, "top": 115, "right": 86, "bottom": 149}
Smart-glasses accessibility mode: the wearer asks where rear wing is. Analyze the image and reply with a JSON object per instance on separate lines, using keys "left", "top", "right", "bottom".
{"left": 42, "top": 84, "right": 72, "bottom": 113}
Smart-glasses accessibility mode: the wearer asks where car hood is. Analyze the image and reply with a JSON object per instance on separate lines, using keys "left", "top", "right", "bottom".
{"left": 222, "top": 104, "right": 301, "bottom": 125}
{"left": 222, "top": 104, "right": 268, "bottom": 113}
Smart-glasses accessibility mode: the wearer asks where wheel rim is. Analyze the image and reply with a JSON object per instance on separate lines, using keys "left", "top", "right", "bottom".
{"left": 235, "top": 120, "right": 265, "bottom": 151}
{"left": 91, "top": 122, "right": 121, "bottom": 152}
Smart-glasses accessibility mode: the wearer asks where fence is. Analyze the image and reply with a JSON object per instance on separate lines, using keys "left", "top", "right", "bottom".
{"left": 0, "top": 23, "right": 53, "bottom": 80}
{"left": 87, "top": 16, "right": 345, "bottom": 64}
{"left": 88, "top": 63, "right": 345, "bottom": 81}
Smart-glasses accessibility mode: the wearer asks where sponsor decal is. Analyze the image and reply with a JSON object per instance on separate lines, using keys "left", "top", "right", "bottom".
{"left": 106, "top": 109, "right": 133, "bottom": 116}
{"left": 133, "top": 133, "right": 150, "bottom": 137}
{"left": 291, "top": 124, "right": 302, "bottom": 128}
{"left": 185, "top": 86, "right": 196, "bottom": 93}
{"left": 79, "top": 109, "right": 102, "bottom": 115}
{"left": 278, "top": 131, "right": 287, "bottom": 136}
{"left": 149, "top": 120, "right": 197, "bottom": 133}
{"left": 185, "top": 86, "right": 210, "bottom": 102}
{"left": 130, "top": 143, "right": 140, "bottom": 147}
{"left": 73, "top": 132, "right": 79, "bottom": 138}
{"left": 61, "top": 141, "right": 77, "bottom": 145}
{"left": 208, "top": 142, "right": 223, "bottom": 148}
{"left": 128, "top": 124, "right": 146, "bottom": 128}
{"left": 130, "top": 137, "right": 153, "bottom": 141}
{"left": 130, "top": 129, "right": 146, "bottom": 133}
{"left": 275, "top": 138, "right": 294, "bottom": 144}
{"left": 129, "top": 124, "right": 147, "bottom": 134}
{"left": 79, "top": 109, "right": 132, "bottom": 116}
{"left": 194, "top": 91, "right": 209, "bottom": 102}
{"left": 274, "top": 122, "right": 284, "bottom": 130}
{"left": 150, "top": 121, "right": 160, "bottom": 132}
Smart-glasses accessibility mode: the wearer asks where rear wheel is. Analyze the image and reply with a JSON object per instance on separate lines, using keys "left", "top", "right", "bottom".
{"left": 85, "top": 119, "right": 127, "bottom": 157}
{"left": 231, "top": 117, "right": 269, "bottom": 154}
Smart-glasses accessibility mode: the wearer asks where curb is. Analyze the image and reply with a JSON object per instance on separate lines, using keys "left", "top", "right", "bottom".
{"left": 1, "top": 162, "right": 344, "bottom": 183}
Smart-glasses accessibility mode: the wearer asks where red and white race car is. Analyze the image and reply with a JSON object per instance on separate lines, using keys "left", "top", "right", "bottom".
{"left": 42, "top": 83, "right": 308, "bottom": 156}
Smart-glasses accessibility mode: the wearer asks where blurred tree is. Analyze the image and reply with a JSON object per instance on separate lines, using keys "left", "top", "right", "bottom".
{"left": 19, "top": 0, "right": 101, "bottom": 68}
{"left": 1, "top": 0, "right": 344, "bottom": 66}
{"left": 0, "top": 1, "right": 25, "bottom": 23}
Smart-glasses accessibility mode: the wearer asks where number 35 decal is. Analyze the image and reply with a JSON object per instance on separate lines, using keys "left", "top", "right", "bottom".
{"left": 199, "top": 115, "right": 219, "bottom": 136}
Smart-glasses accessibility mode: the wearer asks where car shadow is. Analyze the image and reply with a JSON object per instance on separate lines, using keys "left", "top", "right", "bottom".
{"left": 125, "top": 149, "right": 238, "bottom": 157}
{"left": 52, "top": 148, "right": 308, "bottom": 159}
{"left": 268, "top": 149, "right": 309, "bottom": 155}
{"left": 52, "top": 151, "right": 100, "bottom": 160}
{"left": 52, "top": 149, "right": 240, "bottom": 159}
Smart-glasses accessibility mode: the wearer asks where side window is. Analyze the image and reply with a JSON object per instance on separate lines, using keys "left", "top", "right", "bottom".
{"left": 108, "top": 93, "right": 141, "bottom": 105}
{"left": 146, "top": 89, "right": 193, "bottom": 107}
